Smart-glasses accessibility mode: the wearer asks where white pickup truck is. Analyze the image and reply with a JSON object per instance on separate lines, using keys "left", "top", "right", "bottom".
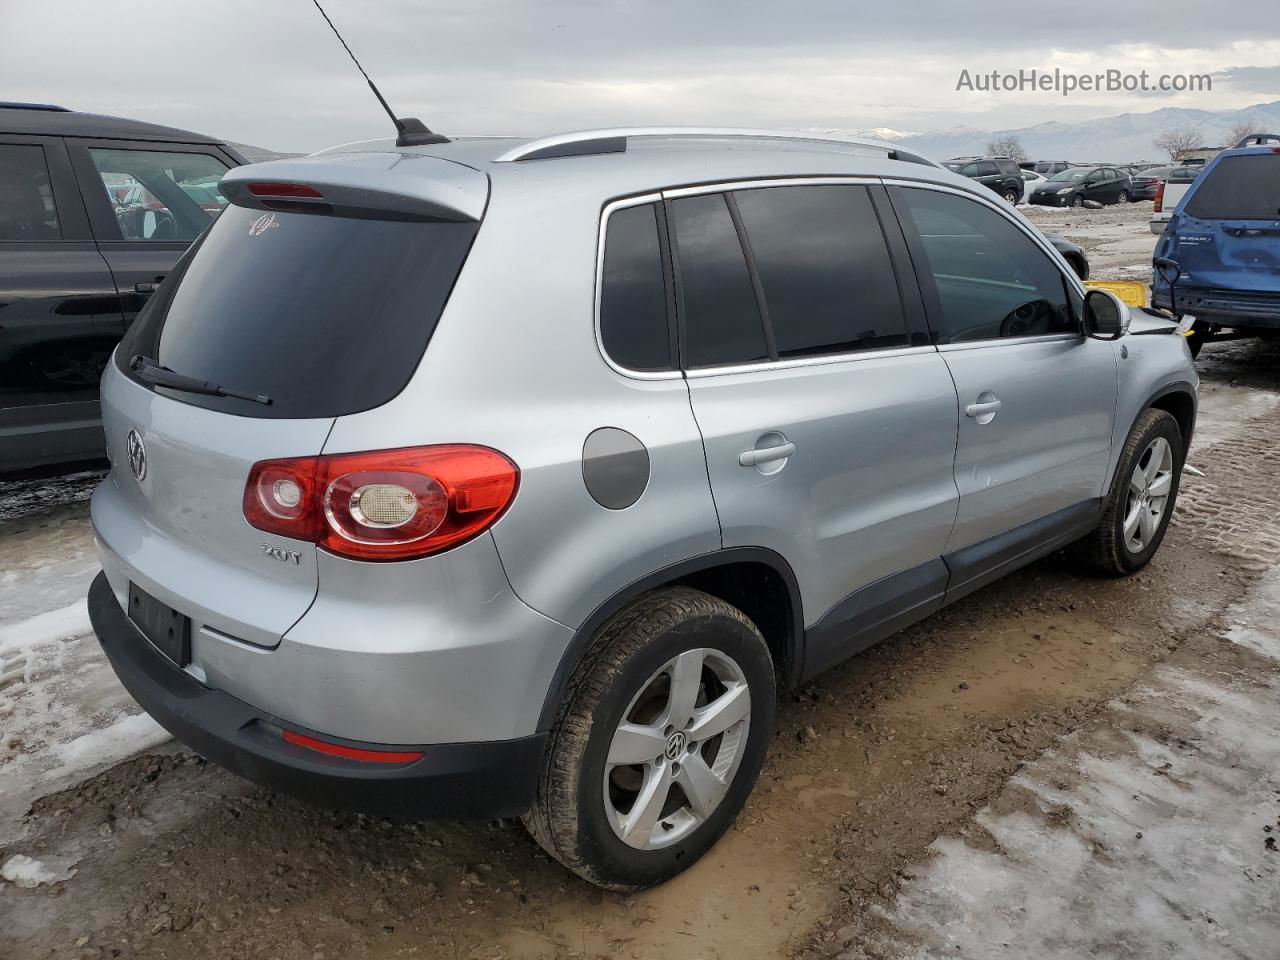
{"left": 1149, "top": 164, "right": 1205, "bottom": 234}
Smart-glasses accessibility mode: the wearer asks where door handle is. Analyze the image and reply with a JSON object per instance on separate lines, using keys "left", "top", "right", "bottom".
{"left": 965, "top": 399, "right": 1002, "bottom": 418}
{"left": 134, "top": 276, "right": 164, "bottom": 294}
{"left": 739, "top": 441, "right": 796, "bottom": 467}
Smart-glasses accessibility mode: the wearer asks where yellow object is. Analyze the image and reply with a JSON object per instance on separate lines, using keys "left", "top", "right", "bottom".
{"left": 1084, "top": 280, "right": 1147, "bottom": 307}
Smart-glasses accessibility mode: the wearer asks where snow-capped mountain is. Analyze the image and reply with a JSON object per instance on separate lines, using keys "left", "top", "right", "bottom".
{"left": 808, "top": 126, "right": 917, "bottom": 142}
{"left": 896, "top": 100, "right": 1280, "bottom": 163}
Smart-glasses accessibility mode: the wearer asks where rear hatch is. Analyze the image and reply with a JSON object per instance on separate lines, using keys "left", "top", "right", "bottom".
{"left": 94, "top": 152, "right": 486, "bottom": 647}
{"left": 1169, "top": 151, "right": 1280, "bottom": 293}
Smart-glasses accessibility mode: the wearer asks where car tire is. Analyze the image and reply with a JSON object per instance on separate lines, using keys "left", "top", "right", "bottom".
{"left": 1071, "top": 195, "right": 1085, "bottom": 208}
{"left": 524, "top": 587, "right": 775, "bottom": 890}
{"left": 1072, "top": 408, "right": 1183, "bottom": 576}
{"left": 1117, "top": 190, "right": 1130, "bottom": 204}
{"left": 1002, "top": 188, "right": 1020, "bottom": 204}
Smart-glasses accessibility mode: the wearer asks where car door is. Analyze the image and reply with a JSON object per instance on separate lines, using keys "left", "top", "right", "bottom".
{"left": 67, "top": 140, "right": 233, "bottom": 330}
{"left": 0, "top": 135, "right": 122, "bottom": 471}
{"left": 672, "top": 181, "right": 961, "bottom": 678}
{"left": 889, "top": 183, "right": 1117, "bottom": 600}
{"left": 974, "top": 161, "right": 1001, "bottom": 194}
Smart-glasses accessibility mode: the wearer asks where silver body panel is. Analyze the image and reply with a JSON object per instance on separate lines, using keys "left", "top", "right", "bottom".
{"left": 91, "top": 131, "right": 1197, "bottom": 750}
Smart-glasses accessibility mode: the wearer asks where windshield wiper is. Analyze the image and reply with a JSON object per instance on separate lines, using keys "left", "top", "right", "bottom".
{"left": 129, "top": 355, "right": 272, "bottom": 406}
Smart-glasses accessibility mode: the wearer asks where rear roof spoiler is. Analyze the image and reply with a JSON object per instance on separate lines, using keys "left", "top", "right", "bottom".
{"left": 220, "top": 154, "right": 487, "bottom": 223}
{"left": 1235, "top": 133, "right": 1280, "bottom": 148}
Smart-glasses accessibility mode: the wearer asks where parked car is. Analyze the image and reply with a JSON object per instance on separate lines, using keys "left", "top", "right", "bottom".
{"left": 1022, "top": 160, "right": 1076, "bottom": 177}
{"left": 1044, "top": 233, "right": 1090, "bottom": 279}
{"left": 1019, "top": 168, "right": 1048, "bottom": 202}
{"left": 86, "top": 126, "right": 1197, "bottom": 891}
{"left": 943, "top": 156, "right": 1025, "bottom": 203}
{"left": 1029, "top": 165, "right": 1133, "bottom": 207}
{"left": 1129, "top": 166, "right": 1173, "bottom": 201}
{"left": 1149, "top": 164, "right": 1204, "bottom": 235}
{"left": 1153, "top": 134, "right": 1280, "bottom": 356}
{"left": 0, "top": 102, "right": 243, "bottom": 473}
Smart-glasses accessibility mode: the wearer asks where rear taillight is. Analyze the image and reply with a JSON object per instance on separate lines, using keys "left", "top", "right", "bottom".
{"left": 1153, "top": 180, "right": 1165, "bottom": 212}
{"left": 244, "top": 445, "right": 519, "bottom": 561}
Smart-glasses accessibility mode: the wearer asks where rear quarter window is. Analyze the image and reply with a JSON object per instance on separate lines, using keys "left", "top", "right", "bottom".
{"left": 599, "top": 203, "right": 673, "bottom": 371}
{"left": 1184, "top": 155, "right": 1280, "bottom": 219}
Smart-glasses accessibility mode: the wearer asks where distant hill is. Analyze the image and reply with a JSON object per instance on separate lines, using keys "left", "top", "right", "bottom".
{"left": 896, "top": 100, "right": 1280, "bottom": 163}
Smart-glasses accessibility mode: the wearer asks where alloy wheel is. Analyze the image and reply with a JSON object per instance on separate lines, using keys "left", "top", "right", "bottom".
{"left": 1123, "top": 436, "right": 1174, "bottom": 553}
{"left": 604, "top": 648, "right": 751, "bottom": 850}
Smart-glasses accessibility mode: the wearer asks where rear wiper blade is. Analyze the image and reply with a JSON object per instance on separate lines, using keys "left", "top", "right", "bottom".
{"left": 129, "top": 355, "right": 272, "bottom": 406}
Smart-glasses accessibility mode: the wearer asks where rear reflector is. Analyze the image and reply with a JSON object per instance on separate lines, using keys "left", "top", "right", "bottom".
{"left": 282, "top": 729, "right": 424, "bottom": 765}
{"left": 246, "top": 182, "right": 324, "bottom": 199}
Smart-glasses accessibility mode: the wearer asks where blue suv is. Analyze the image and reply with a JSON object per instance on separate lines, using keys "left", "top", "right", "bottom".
{"left": 1153, "top": 134, "right": 1280, "bottom": 356}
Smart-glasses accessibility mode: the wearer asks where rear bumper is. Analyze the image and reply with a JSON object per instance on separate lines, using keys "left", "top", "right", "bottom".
{"left": 89, "top": 571, "right": 546, "bottom": 819}
{"left": 1152, "top": 289, "right": 1280, "bottom": 328}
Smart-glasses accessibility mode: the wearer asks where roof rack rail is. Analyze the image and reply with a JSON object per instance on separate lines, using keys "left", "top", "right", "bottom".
{"left": 492, "top": 127, "right": 938, "bottom": 167}
{"left": 0, "top": 102, "right": 70, "bottom": 112}
{"left": 1235, "top": 132, "right": 1280, "bottom": 147}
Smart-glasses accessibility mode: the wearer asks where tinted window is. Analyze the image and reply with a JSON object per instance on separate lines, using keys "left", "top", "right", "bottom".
{"left": 118, "top": 205, "right": 478, "bottom": 418}
{"left": 89, "top": 148, "right": 229, "bottom": 241}
{"left": 900, "top": 188, "right": 1074, "bottom": 343}
{"left": 599, "top": 204, "right": 671, "bottom": 371}
{"left": 975, "top": 162, "right": 999, "bottom": 177}
{"left": 997, "top": 160, "right": 1020, "bottom": 176}
{"left": 0, "top": 144, "right": 59, "bottom": 241}
{"left": 671, "top": 193, "right": 768, "bottom": 367}
{"left": 732, "top": 185, "right": 907, "bottom": 357}
{"left": 1185, "top": 155, "right": 1280, "bottom": 219}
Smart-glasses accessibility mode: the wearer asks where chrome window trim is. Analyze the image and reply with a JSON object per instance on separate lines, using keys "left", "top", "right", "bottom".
{"left": 936, "top": 332, "right": 1082, "bottom": 352}
{"left": 662, "top": 175, "right": 881, "bottom": 200}
{"left": 683, "top": 343, "right": 941, "bottom": 379}
{"left": 594, "top": 192, "right": 683, "bottom": 382}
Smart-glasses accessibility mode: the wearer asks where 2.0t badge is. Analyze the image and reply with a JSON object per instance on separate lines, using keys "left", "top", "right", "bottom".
{"left": 126, "top": 429, "right": 147, "bottom": 482}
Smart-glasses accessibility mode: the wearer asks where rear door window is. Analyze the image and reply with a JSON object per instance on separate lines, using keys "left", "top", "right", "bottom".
{"left": 731, "top": 184, "right": 908, "bottom": 357}
{"left": 670, "top": 193, "right": 769, "bottom": 368}
{"left": 89, "top": 148, "right": 229, "bottom": 241}
{"left": 599, "top": 203, "right": 672, "bottom": 371}
{"left": 0, "top": 143, "right": 60, "bottom": 241}
{"left": 1185, "top": 155, "right": 1280, "bottom": 219}
{"left": 118, "top": 204, "right": 478, "bottom": 418}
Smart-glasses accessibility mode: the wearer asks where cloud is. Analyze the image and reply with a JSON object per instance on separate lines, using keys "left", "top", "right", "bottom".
{"left": 1216, "top": 64, "right": 1280, "bottom": 93}
{"left": 3, "top": 0, "right": 1278, "bottom": 151}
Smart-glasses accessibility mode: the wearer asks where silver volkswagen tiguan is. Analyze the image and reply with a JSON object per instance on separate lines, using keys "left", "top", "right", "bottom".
{"left": 88, "top": 127, "right": 1197, "bottom": 890}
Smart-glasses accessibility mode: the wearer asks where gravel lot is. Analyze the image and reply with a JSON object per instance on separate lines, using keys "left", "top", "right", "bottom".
{"left": 3, "top": 201, "right": 1277, "bottom": 959}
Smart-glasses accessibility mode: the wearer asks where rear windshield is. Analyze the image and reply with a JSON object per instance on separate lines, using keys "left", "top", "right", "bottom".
{"left": 1184, "top": 155, "right": 1280, "bottom": 220}
{"left": 117, "top": 205, "right": 478, "bottom": 418}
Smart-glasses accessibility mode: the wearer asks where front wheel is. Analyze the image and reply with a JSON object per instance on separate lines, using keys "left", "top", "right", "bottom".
{"left": 524, "top": 588, "right": 775, "bottom": 890}
{"left": 1071, "top": 195, "right": 1085, "bottom": 208}
{"left": 1072, "top": 408, "right": 1183, "bottom": 575}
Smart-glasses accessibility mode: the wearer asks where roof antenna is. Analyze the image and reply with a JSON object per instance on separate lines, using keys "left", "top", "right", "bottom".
{"left": 309, "top": 0, "right": 448, "bottom": 147}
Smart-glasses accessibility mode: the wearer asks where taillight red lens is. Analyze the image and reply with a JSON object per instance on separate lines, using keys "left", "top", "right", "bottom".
{"left": 1153, "top": 181, "right": 1165, "bottom": 212}
{"left": 244, "top": 445, "right": 518, "bottom": 561}
{"left": 282, "top": 729, "right": 424, "bottom": 765}
{"left": 246, "top": 182, "right": 324, "bottom": 199}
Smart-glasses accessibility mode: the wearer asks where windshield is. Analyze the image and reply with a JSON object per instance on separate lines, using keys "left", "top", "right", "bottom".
{"left": 1185, "top": 155, "right": 1280, "bottom": 220}
{"left": 117, "top": 205, "right": 479, "bottom": 419}
{"left": 1048, "top": 169, "right": 1089, "bottom": 182}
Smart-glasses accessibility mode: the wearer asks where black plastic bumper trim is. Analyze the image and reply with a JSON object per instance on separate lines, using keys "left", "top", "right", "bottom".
{"left": 88, "top": 571, "right": 545, "bottom": 819}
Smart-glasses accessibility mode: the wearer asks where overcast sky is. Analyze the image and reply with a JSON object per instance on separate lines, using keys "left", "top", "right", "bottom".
{"left": 5, "top": 0, "right": 1279, "bottom": 152}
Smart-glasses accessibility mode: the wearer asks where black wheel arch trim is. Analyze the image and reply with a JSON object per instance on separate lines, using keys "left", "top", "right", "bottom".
{"left": 1136, "top": 380, "right": 1197, "bottom": 451}
{"left": 535, "top": 546, "right": 804, "bottom": 732}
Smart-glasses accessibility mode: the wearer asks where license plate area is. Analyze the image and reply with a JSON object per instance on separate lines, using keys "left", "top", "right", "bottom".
{"left": 128, "top": 582, "right": 191, "bottom": 667}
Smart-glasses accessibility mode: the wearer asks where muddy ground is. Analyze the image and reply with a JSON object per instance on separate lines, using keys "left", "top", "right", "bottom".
{"left": 3, "top": 201, "right": 1278, "bottom": 959}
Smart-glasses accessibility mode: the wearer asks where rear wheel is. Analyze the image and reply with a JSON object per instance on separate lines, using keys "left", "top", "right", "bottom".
{"left": 1002, "top": 188, "right": 1020, "bottom": 204}
{"left": 1072, "top": 408, "right": 1183, "bottom": 575}
{"left": 1117, "top": 190, "right": 1130, "bottom": 204}
{"left": 524, "top": 588, "right": 775, "bottom": 890}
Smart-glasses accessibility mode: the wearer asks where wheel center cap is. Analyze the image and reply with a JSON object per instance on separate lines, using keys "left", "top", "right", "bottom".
{"left": 665, "top": 731, "right": 687, "bottom": 760}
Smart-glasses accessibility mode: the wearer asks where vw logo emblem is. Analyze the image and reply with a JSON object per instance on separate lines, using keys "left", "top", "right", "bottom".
{"left": 664, "top": 731, "right": 687, "bottom": 761}
{"left": 126, "top": 428, "right": 147, "bottom": 482}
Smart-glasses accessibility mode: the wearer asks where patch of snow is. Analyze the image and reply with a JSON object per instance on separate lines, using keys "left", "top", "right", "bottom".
{"left": 1, "top": 853, "right": 78, "bottom": 888}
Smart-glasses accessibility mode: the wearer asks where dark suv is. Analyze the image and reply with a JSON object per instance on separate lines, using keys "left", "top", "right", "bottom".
{"left": 944, "top": 156, "right": 1024, "bottom": 203}
{"left": 0, "top": 103, "right": 244, "bottom": 473}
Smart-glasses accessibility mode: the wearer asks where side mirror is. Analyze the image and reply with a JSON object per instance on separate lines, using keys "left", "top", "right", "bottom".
{"left": 1083, "top": 289, "right": 1130, "bottom": 340}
